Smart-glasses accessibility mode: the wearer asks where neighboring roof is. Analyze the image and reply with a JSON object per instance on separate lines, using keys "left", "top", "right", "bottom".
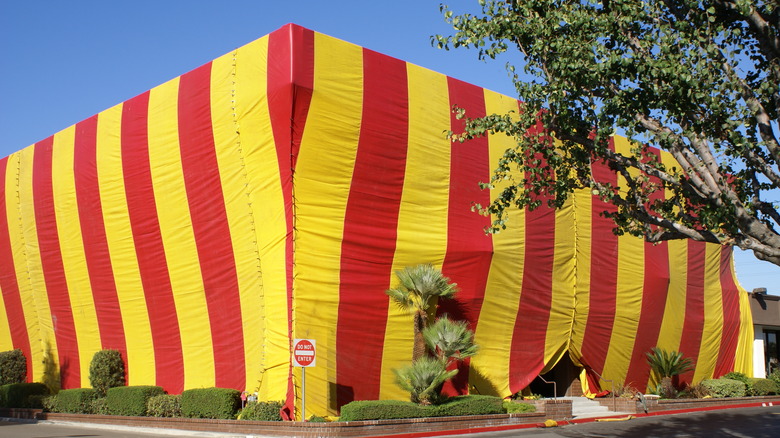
{"left": 751, "top": 294, "right": 780, "bottom": 328}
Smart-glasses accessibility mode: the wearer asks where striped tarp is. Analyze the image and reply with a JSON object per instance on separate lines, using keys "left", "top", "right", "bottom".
{"left": 0, "top": 24, "right": 753, "bottom": 418}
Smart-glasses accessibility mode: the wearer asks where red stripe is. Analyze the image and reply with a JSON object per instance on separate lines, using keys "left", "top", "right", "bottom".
{"left": 267, "top": 24, "right": 315, "bottom": 419}
{"left": 121, "top": 92, "right": 184, "bottom": 393}
{"left": 713, "top": 246, "right": 740, "bottom": 377}
{"left": 508, "top": 204, "right": 556, "bottom": 394}
{"left": 0, "top": 156, "right": 33, "bottom": 381}
{"left": 623, "top": 241, "right": 670, "bottom": 391}
{"left": 335, "top": 49, "right": 409, "bottom": 407}
{"left": 677, "top": 241, "right": 706, "bottom": 384}
{"left": 178, "top": 62, "right": 246, "bottom": 390}
{"left": 622, "top": 148, "right": 671, "bottom": 391}
{"left": 439, "top": 77, "right": 493, "bottom": 395}
{"left": 578, "top": 141, "right": 619, "bottom": 380}
{"left": 73, "top": 116, "right": 128, "bottom": 358}
{"left": 32, "top": 136, "right": 80, "bottom": 388}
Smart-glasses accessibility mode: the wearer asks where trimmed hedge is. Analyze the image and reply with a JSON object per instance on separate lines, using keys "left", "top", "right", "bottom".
{"left": 702, "top": 378, "right": 747, "bottom": 398}
{"left": 147, "top": 394, "right": 182, "bottom": 417}
{"left": 237, "top": 400, "right": 283, "bottom": 421}
{"left": 0, "top": 382, "right": 48, "bottom": 408}
{"left": 181, "top": 387, "right": 240, "bottom": 419}
{"left": 339, "top": 395, "right": 507, "bottom": 421}
{"left": 106, "top": 386, "right": 164, "bottom": 416}
{"left": 504, "top": 400, "right": 537, "bottom": 414}
{"left": 748, "top": 378, "right": 779, "bottom": 396}
{"left": 57, "top": 388, "right": 99, "bottom": 414}
{"left": 0, "top": 349, "right": 27, "bottom": 385}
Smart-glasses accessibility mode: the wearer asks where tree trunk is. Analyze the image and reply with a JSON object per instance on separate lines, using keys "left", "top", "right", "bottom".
{"left": 412, "top": 311, "right": 427, "bottom": 361}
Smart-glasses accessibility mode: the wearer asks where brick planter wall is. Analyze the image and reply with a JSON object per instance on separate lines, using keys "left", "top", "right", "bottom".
{"left": 1, "top": 402, "right": 569, "bottom": 438}
{"left": 595, "top": 395, "right": 780, "bottom": 414}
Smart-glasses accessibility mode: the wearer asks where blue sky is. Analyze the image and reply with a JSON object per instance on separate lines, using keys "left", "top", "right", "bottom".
{"left": 1, "top": 0, "right": 777, "bottom": 293}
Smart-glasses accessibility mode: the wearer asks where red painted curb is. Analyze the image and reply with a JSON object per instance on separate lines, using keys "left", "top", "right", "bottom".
{"left": 369, "top": 401, "right": 778, "bottom": 438}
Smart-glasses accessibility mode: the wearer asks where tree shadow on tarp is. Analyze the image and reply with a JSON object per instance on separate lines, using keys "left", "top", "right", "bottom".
{"left": 42, "top": 340, "right": 61, "bottom": 393}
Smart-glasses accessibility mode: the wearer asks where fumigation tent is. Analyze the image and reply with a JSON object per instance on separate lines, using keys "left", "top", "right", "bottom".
{"left": 0, "top": 24, "right": 753, "bottom": 418}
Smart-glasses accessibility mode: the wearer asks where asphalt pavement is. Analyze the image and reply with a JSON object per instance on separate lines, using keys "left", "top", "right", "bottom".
{"left": 1, "top": 405, "right": 779, "bottom": 438}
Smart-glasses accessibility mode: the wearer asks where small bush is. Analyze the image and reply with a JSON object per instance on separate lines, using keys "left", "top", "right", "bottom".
{"left": 147, "top": 394, "right": 181, "bottom": 417}
{"left": 722, "top": 372, "right": 751, "bottom": 393}
{"left": 90, "top": 397, "right": 109, "bottom": 415}
{"left": 503, "top": 400, "right": 537, "bottom": 414}
{"left": 686, "top": 383, "right": 711, "bottom": 399}
{"left": 0, "top": 382, "right": 48, "bottom": 408}
{"left": 89, "top": 350, "right": 125, "bottom": 397}
{"left": 41, "top": 394, "right": 58, "bottom": 412}
{"left": 769, "top": 370, "right": 780, "bottom": 388}
{"left": 106, "top": 386, "right": 164, "bottom": 416}
{"left": 432, "top": 395, "right": 505, "bottom": 416}
{"left": 237, "top": 400, "right": 283, "bottom": 421}
{"left": 748, "top": 378, "right": 779, "bottom": 396}
{"left": 57, "top": 388, "right": 99, "bottom": 413}
{"left": 339, "top": 395, "right": 508, "bottom": 421}
{"left": 307, "top": 415, "right": 328, "bottom": 422}
{"left": 181, "top": 387, "right": 240, "bottom": 419}
{"left": 0, "top": 350, "right": 27, "bottom": 385}
{"left": 702, "top": 378, "right": 746, "bottom": 398}
{"left": 339, "top": 400, "right": 426, "bottom": 421}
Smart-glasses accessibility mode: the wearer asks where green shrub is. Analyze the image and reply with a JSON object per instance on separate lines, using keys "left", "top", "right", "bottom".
{"left": 307, "top": 415, "right": 328, "bottom": 422}
{"left": 748, "top": 378, "right": 779, "bottom": 396}
{"left": 89, "top": 350, "right": 125, "bottom": 396}
{"left": 769, "top": 370, "right": 780, "bottom": 388}
{"left": 181, "top": 387, "right": 240, "bottom": 419}
{"left": 90, "top": 397, "right": 109, "bottom": 415}
{"left": 41, "top": 394, "right": 58, "bottom": 412}
{"left": 0, "top": 382, "right": 49, "bottom": 408}
{"left": 339, "top": 395, "right": 508, "bottom": 421}
{"left": 147, "top": 394, "right": 181, "bottom": 417}
{"left": 57, "top": 388, "right": 99, "bottom": 413}
{"left": 237, "top": 400, "right": 283, "bottom": 421}
{"left": 106, "top": 386, "right": 164, "bottom": 416}
{"left": 0, "top": 350, "right": 27, "bottom": 385}
{"left": 722, "top": 372, "right": 751, "bottom": 393}
{"left": 503, "top": 400, "right": 537, "bottom": 414}
{"left": 431, "top": 395, "right": 505, "bottom": 416}
{"left": 702, "top": 378, "right": 746, "bottom": 397}
{"left": 339, "top": 399, "right": 426, "bottom": 421}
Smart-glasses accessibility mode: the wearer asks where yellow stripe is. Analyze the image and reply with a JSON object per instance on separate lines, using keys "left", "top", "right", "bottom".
{"left": 0, "top": 284, "right": 13, "bottom": 352}
{"left": 4, "top": 152, "right": 44, "bottom": 382}
{"left": 378, "top": 64, "right": 451, "bottom": 401}
{"left": 471, "top": 89, "right": 522, "bottom": 397}
{"left": 51, "top": 126, "right": 102, "bottom": 388}
{"left": 651, "top": 239, "right": 687, "bottom": 387}
{"left": 232, "top": 36, "right": 286, "bottom": 399}
{"left": 96, "top": 104, "right": 155, "bottom": 386}
{"left": 692, "top": 244, "right": 724, "bottom": 383}
{"left": 293, "top": 33, "right": 363, "bottom": 416}
{"left": 211, "top": 46, "right": 268, "bottom": 392}
{"left": 733, "top": 261, "right": 754, "bottom": 376}
{"left": 147, "top": 77, "right": 215, "bottom": 389}
{"left": 15, "top": 145, "right": 59, "bottom": 387}
{"left": 601, "top": 137, "right": 645, "bottom": 385}
{"left": 543, "top": 198, "right": 577, "bottom": 371}
{"left": 569, "top": 187, "right": 592, "bottom": 363}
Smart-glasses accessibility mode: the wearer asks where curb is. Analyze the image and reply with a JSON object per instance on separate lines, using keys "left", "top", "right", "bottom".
{"left": 367, "top": 401, "right": 779, "bottom": 438}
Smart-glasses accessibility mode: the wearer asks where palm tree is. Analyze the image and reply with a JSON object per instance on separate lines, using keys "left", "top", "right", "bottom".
{"left": 394, "top": 357, "right": 457, "bottom": 405}
{"left": 646, "top": 347, "right": 694, "bottom": 398}
{"left": 423, "top": 316, "right": 479, "bottom": 365}
{"left": 386, "top": 264, "right": 458, "bottom": 361}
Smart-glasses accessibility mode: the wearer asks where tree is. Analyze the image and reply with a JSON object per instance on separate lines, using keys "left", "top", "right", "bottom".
{"left": 436, "top": 1, "right": 780, "bottom": 265}
{"left": 386, "top": 264, "right": 459, "bottom": 361}
{"left": 646, "top": 347, "right": 694, "bottom": 397}
{"left": 89, "top": 349, "right": 125, "bottom": 397}
{"left": 423, "top": 316, "right": 479, "bottom": 365}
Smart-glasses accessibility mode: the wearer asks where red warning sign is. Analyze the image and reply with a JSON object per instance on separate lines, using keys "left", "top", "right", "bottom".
{"left": 293, "top": 339, "right": 316, "bottom": 367}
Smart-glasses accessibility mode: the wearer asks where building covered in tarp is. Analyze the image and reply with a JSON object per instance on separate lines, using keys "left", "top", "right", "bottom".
{"left": 0, "top": 24, "right": 753, "bottom": 418}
